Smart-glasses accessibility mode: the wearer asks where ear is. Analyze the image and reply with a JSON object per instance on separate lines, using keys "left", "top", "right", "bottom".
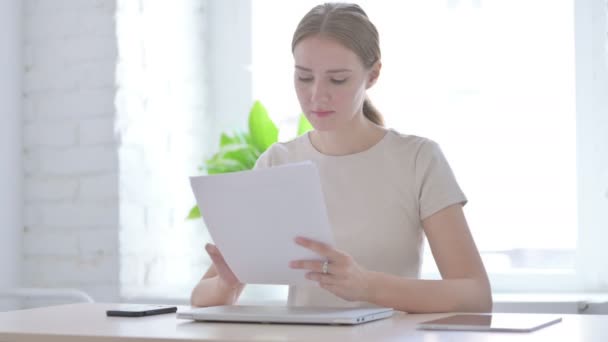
{"left": 366, "top": 61, "right": 382, "bottom": 89}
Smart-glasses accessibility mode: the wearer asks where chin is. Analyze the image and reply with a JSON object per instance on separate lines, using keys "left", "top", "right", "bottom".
{"left": 306, "top": 114, "right": 342, "bottom": 132}
{"left": 309, "top": 120, "right": 339, "bottom": 132}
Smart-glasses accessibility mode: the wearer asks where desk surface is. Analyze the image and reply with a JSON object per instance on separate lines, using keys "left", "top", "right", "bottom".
{"left": 0, "top": 303, "right": 607, "bottom": 342}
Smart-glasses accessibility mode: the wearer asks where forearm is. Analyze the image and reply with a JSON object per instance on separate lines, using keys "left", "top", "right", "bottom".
{"left": 190, "top": 276, "right": 245, "bottom": 307}
{"left": 366, "top": 271, "right": 492, "bottom": 313}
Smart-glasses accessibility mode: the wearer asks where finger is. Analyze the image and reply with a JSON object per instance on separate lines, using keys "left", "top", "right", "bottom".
{"left": 295, "top": 237, "right": 344, "bottom": 261}
{"left": 291, "top": 260, "right": 345, "bottom": 278}
{"left": 318, "top": 283, "right": 346, "bottom": 299}
{"left": 289, "top": 260, "right": 326, "bottom": 273}
{"left": 206, "top": 243, "right": 229, "bottom": 259}
{"left": 205, "top": 245, "right": 240, "bottom": 284}
{"left": 306, "top": 272, "right": 340, "bottom": 285}
{"left": 319, "top": 282, "right": 338, "bottom": 292}
{"left": 205, "top": 243, "right": 217, "bottom": 253}
{"left": 205, "top": 243, "right": 221, "bottom": 253}
{"left": 205, "top": 244, "right": 229, "bottom": 269}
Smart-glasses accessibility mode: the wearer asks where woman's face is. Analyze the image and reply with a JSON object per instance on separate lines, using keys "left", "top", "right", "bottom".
{"left": 293, "top": 35, "right": 376, "bottom": 132}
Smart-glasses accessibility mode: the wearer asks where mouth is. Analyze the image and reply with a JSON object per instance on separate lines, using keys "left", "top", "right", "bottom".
{"left": 311, "top": 110, "right": 335, "bottom": 118}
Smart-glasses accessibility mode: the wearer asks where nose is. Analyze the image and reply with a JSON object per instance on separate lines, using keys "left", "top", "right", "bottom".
{"left": 310, "top": 80, "right": 330, "bottom": 103}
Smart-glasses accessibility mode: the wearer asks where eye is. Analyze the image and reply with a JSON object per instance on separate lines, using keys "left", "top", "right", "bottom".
{"left": 331, "top": 78, "right": 347, "bottom": 85}
{"left": 297, "top": 76, "right": 313, "bottom": 83}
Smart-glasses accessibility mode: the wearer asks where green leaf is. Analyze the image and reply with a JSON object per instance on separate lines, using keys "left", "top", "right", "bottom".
{"left": 187, "top": 205, "right": 201, "bottom": 220}
{"left": 248, "top": 101, "right": 278, "bottom": 152}
{"left": 220, "top": 131, "right": 252, "bottom": 148}
{"left": 240, "top": 132, "right": 253, "bottom": 146}
{"left": 219, "top": 132, "right": 233, "bottom": 147}
{"left": 204, "top": 142, "right": 259, "bottom": 172}
{"left": 206, "top": 158, "right": 248, "bottom": 174}
{"left": 297, "top": 113, "right": 314, "bottom": 135}
{"left": 215, "top": 143, "right": 259, "bottom": 169}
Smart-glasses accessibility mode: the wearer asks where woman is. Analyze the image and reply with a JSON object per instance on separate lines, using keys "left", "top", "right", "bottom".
{"left": 191, "top": 3, "right": 492, "bottom": 313}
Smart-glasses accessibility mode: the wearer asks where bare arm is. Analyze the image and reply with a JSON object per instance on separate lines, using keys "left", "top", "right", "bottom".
{"left": 190, "top": 244, "right": 246, "bottom": 307}
{"left": 366, "top": 204, "right": 492, "bottom": 313}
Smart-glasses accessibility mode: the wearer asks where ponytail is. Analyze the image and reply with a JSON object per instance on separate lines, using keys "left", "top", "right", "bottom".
{"left": 362, "top": 97, "right": 384, "bottom": 126}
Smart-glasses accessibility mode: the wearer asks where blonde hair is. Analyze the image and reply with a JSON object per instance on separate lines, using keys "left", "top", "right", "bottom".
{"left": 292, "top": 3, "right": 384, "bottom": 126}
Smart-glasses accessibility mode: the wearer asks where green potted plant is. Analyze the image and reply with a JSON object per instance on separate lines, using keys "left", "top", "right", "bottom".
{"left": 187, "top": 100, "right": 313, "bottom": 219}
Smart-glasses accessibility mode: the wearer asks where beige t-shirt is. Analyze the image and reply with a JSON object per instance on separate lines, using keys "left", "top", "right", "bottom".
{"left": 254, "top": 129, "right": 467, "bottom": 307}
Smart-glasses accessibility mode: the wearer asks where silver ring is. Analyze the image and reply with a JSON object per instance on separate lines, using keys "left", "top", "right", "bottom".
{"left": 322, "top": 260, "right": 329, "bottom": 274}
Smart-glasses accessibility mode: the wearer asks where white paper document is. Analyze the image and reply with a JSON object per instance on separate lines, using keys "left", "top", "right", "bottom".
{"left": 189, "top": 161, "right": 335, "bottom": 285}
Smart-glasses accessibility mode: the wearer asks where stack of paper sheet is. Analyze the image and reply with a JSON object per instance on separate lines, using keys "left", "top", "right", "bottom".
{"left": 190, "top": 161, "right": 335, "bottom": 285}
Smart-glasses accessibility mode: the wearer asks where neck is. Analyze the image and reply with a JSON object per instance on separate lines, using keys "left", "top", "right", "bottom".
{"left": 309, "top": 114, "right": 387, "bottom": 156}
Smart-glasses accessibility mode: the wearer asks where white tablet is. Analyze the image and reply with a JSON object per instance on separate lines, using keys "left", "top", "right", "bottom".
{"left": 418, "top": 314, "right": 562, "bottom": 332}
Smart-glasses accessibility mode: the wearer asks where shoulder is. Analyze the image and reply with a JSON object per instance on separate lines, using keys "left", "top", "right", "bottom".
{"left": 254, "top": 133, "right": 309, "bottom": 169}
{"left": 381, "top": 130, "right": 451, "bottom": 177}
{"left": 384, "top": 129, "right": 439, "bottom": 160}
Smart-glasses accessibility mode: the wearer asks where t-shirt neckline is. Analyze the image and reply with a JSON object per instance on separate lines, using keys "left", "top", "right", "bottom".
{"left": 304, "top": 129, "right": 395, "bottom": 159}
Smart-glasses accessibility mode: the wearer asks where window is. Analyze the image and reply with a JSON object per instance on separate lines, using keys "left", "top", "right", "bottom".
{"left": 118, "top": 0, "right": 606, "bottom": 303}
{"left": 249, "top": 0, "right": 582, "bottom": 295}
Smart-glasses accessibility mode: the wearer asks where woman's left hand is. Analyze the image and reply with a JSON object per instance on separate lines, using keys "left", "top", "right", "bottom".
{"left": 289, "top": 236, "right": 373, "bottom": 302}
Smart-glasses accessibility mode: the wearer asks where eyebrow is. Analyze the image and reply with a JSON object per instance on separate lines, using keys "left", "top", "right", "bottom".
{"left": 295, "top": 65, "right": 352, "bottom": 73}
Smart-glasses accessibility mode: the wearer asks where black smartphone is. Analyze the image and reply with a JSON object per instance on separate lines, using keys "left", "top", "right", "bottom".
{"left": 106, "top": 304, "right": 178, "bottom": 317}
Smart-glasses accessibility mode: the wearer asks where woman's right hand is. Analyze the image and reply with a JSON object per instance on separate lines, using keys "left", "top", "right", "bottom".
{"left": 205, "top": 243, "right": 243, "bottom": 289}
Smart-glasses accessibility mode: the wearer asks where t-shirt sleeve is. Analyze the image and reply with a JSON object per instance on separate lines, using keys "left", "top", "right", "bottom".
{"left": 253, "top": 146, "right": 274, "bottom": 170}
{"left": 415, "top": 139, "right": 467, "bottom": 220}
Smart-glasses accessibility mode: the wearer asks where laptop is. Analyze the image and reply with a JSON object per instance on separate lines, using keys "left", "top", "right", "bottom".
{"left": 177, "top": 305, "right": 395, "bottom": 325}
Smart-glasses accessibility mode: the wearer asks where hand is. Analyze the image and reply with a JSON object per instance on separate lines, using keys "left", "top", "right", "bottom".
{"left": 205, "top": 243, "right": 243, "bottom": 289}
{"left": 289, "top": 237, "right": 373, "bottom": 302}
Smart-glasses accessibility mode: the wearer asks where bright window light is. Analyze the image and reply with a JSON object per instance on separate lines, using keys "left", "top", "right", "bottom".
{"left": 251, "top": 0, "right": 577, "bottom": 290}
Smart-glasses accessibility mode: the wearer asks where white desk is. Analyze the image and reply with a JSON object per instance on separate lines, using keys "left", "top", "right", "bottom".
{"left": 0, "top": 303, "right": 606, "bottom": 341}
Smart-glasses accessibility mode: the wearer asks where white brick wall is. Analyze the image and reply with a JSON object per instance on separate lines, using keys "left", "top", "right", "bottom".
{"left": 22, "top": 0, "right": 120, "bottom": 305}
{"left": 0, "top": 0, "right": 22, "bottom": 311}
{"left": 115, "top": 0, "right": 211, "bottom": 300}
{"left": 24, "top": 121, "right": 77, "bottom": 147}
